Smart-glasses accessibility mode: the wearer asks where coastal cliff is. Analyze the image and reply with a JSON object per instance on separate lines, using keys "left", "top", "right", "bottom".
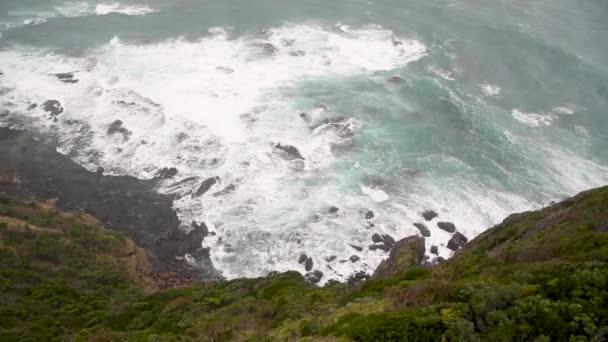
{"left": 1, "top": 186, "right": 607, "bottom": 341}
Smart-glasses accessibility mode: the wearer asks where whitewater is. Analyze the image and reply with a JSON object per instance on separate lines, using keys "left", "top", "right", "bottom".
{"left": 1, "top": 0, "right": 607, "bottom": 284}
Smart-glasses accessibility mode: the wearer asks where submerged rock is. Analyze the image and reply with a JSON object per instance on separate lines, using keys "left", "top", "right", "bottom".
{"left": 422, "top": 210, "right": 438, "bottom": 221}
{"left": 437, "top": 222, "right": 457, "bottom": 233}
{"left": 414, "top": 223, "right": 431, "bottom": 237}
{"left": 447, "top": 232, "right": 468, "bottom": 251}
{"left": 43, "top": 100, "right": 63, "bottom": 116}
{"left": 274, "top": 143, "right": 305, "bottom": 160}
{"left": 289, "top": 50, "right": 306, "bottom": 57}
{"left": 107, "top": 120, "right": 132, "bottom": 141}
{"left": 349, "top": 244, "right": 363, "bottom": 252}
{"left": 305, "top": 257, "right": 314, "bottom": 271}
{"left": 255, "top": 42, "right": 279, "bottom": 55}
{"left": 156, "top": 167, "right": 178, "bottom": 179}
{"left": 388, "top": 75, "right": 403, "bottom": 83}
{"left": 193, "top": 177, "right": 220, "bottom": 198}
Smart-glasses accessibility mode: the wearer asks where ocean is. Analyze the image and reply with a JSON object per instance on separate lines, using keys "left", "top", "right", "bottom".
{"left": 1, "top": 0, "right": 607, "bottom": 284}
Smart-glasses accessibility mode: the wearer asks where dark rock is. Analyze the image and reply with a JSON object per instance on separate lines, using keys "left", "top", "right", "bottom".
{"left": 373, "top": 236, "right": 425, "bottom": 279}
{"left": 389, "top": 76, "right": 403, "bottom": 83}
{"left": 289, "top": 50, "right": 306, "bottom": 57}
{"left": 430, "top": 245, "right": 439, "bottom": 255}
{"left": 274, "top": 143, "right": 304, "bottom": 160}
{"left": 156, "top": 167, "right": 178, "bottom": 179}
{"left": 61, "top": 79, "right": 78, "bottom": 84}
{"left": 96, "top": 167, "right": 104, "bottom": 176}
{"left": 414, "top": 223, "right": 431, "bottom": 237}
{"left": 255, "top": 42, "right": 279, "bottom": 55}
{"left": 325, "top": 255, "right": 337, "bottom": 262}
{"left": 305, "top": 257, "right": 314, "bottom": 271}
{"left": 212, "top": 184, "right": 236, "bottom": 197}
{"left": 437, "top": 222, "right": 456, "bottom": 233}
{"left": 382, "top": 234, "right": 396, "bottom": 248}
{"left": 55, "top": 72, "right": 74, "bottom": 80}
{"left": 28, "top": 103, "right": 37, "bottom": 110}
{"left": 422, "top": 210, "right": 438, "bottom": 221}
{"left": 436, "top": 256, "right": 446, "bottom": 263}
{"left": 328, "top": 206, "right": 339, "bottom": 214}
{"left": 371, "top": 233, "right": 383, "bottom": 243}
{"left": 365, "top": 210, "right": 375, "bottom": 220}
{"left": 447, "top": 232, "right": 468, "bottom": 251}
{"left": 216, "top": 66, "right": 235, "bottom": 73}
{"left": 369, "top": 244, "right": 391, "bottom": 252}
{"left": 193, "top": 177, "right": 220, "bottom": 197}
{"left": 298, "top": 254, "right": 308, "bottom": 264}
{"left": 305, "top": 270, "right": 323, "bottom": 284}
{"left": 349, "top": 255, "right": 360, "bottom": 263}
{"left": 349, "top": 244, "right": 363, "bottom": 252}
{"left": 107, "top": 120, "right": 132, "bottom": 141}
{"left": 347, "top": 271, "right": 369, "bottom": 285}
{"left": 43, "top": 100, "right": 63, "bottom": 116}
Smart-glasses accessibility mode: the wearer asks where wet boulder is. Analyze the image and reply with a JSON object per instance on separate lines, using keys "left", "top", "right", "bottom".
{"left": 371, "top": 233, "right": 383, "bottom": 243}
{"left": 365, "top": 210, "right": 375, "bottom": 220}
{"left": 437, "top": 222, "right": 457, "bottom": 233}
{"left": 369, "top": 244, "right": 391, "bottom": 252}
{"left": 325, "top": 255, "right": 337, "bottom": 262}
{"left": 306, "top": 270, "right": 324, "bottom": 284}
{"left": 299, "top": 254, "right": 308, "bottom": 264}
{"left": 422, "top": 210, "right": 438, "bottom": 221}
{"left": 447, "top": 232, "right": 468, "bottom": 251}
{"left": 414, "top": 223, "right": 431, "bottom": 237}
{"left": 350, "top": 255, "right": 360, "bottom": 263}
{"left": 305, "top": 257, "right": 314, "bottom": 271}
{"left": 430, "top": 245, "right": 439, "bottom": 255}
{"left": 43, "top": 100, "right": 64, "bottom": 116}
{"left": 274, "top": 143, "right": 304, "bottom": 160}
{"left": 55, "top": 72, "right": 78, "bottom": 84}
{"left": 192, "top": 176, "right": 220, "bottom": 197}
{"left": 349, "top": 244, "right": 363, "bottom": 252}
{"left": 328, "top": 206, "right": 339, "bottom": 214}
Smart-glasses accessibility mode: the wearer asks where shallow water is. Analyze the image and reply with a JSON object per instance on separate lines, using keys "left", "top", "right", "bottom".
{"left": 1, "top": 0, "right": 607, "bottom": 284}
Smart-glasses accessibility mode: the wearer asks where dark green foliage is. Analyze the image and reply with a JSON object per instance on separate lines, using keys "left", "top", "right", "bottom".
{"left": 1, "top": 186, "right": 608, "bottom": 341}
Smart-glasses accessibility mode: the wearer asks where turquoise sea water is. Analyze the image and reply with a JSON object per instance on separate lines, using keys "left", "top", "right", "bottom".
{"left": 1, "top": 0, "right": 607, "bottom": 283}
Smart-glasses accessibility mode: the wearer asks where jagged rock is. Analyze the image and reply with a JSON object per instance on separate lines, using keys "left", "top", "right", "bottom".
{"left": 299, "top": 254, "right": 308, "bottom": 264}
{"left": 274, "top": 143, "right": 304, "bottom": 160}
{"left": 156, "top": 167, "right": 178, "bottom": 179}
{"left": 365, "top": 210, "right": 375, "bottom": 220}
{"left": 422, "top": 210, "right": 438, "bottom": 221}
{"left": 107, "top": 120, "right": 132, "bottom": 141}
{"left": 305, "top": 257, "right": 314, "bottom": 271}
{"left": 193, "top": 177, "right": 220, "bottom": 197}
{"left": 414, "top": 223, "right": 431, "bottom": 237}
{"left": 437, "top": 222, "right": 456, "bottom": 233}
{"left": 325, "top": 255, "right": 337, "bottom": 262}
{"left": 212, "top": 184, "right": 236, "bottom": 197}
{"left": 447, "top": 232, "right": 468, "bottom": 251}
{"left": 347, "top": 271, "right": 369, "bottom": 285}
{"left": 383, "top": 234, "right": 395, "bottom": 248}
{"left": 349, "top": 244, "right": 363, "bottom": 252}
{"left": 350, "top": 255, "right": 360, "bottom": 263}
{"left": 430, "top": 245, "right": 439, "bottom": 255}
{"left": 175, "top": 222, "right": 209, "bottom": 256}
{"left": 306, "top": 270, "right": 323, "bottom": 284}
{"left": 373, "top": 236, "right": 425, "bottom": 279}
{"left": 43, "top": 100, "right": 63, "bottom": 115}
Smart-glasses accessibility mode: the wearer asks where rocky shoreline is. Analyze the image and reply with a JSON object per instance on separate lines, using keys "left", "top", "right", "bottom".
{"left": 0, "top": 127, "right": 221, "bottom": 283}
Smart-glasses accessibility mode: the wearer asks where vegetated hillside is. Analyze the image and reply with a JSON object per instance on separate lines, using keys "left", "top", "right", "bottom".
{"left": 1, "top": 186, "right": 607, "bottom": 341}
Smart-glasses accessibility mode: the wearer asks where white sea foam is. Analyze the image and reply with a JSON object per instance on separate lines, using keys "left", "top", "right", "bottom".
{"left": 0, "top": 23, "right": 428, "bottom": 284}
{"left": 95, "top": 3, "right": 159, "bottom": 16}
{"left": 480, "top": 83, "right": 501, "bottom": 96}
{"left": 511, "top": 109, "right": 554, "bottom": 127}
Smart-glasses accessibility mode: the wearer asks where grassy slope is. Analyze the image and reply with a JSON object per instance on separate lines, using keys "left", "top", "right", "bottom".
{"left": 0, "top": 186, "right": 607, "bottom": 341}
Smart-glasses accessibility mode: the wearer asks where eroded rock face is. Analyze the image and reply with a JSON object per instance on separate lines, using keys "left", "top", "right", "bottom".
{"left": 373, "top": 236, "right": 425, "bottom": 279}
